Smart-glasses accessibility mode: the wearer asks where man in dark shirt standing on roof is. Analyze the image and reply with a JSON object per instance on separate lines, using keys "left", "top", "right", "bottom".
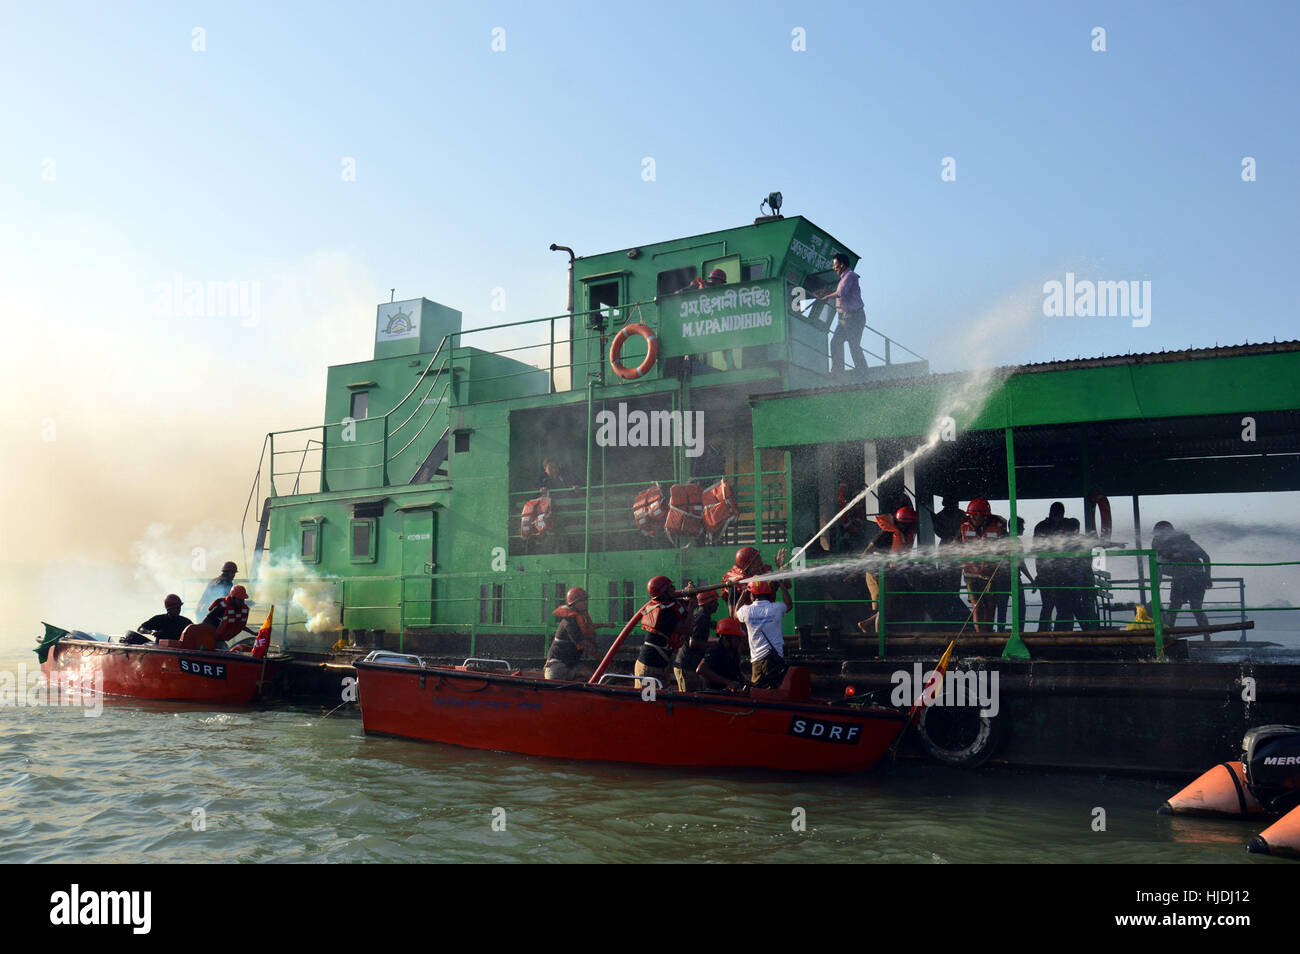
{"left": 820, "top": 253, "right": 866, "bottom": 375}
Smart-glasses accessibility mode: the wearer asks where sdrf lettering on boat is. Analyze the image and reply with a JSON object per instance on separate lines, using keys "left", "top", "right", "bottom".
{"left": 787, "top": 717, "right": 861, "bottom": 744}
{"left": 178, "top": 658, "right": 227, "bottom": 680}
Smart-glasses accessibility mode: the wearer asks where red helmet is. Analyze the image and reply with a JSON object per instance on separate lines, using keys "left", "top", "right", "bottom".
{"left": 565, "top": 587, "right": 589, "bottom": 606}
{"left": 716, "top": 617, "right": 744, "bottom": 637}
{"left": 646, "top": 575, "right": 674, "bottom": 599}
{"left": 708, "top": 268, "right": 727, "bottom": 282}
{"left": 734, "top": 546, "right": 761, "bottom": 571}
{"left": 164, "top": 594, "right": 183, "bottom": 609}
{"left": 228, "top": 585, "right": 249, "bottom": 601}
{"left": 748, "top": 579, "right": 775, "bottom": 597}
{"left": 696, "top": 588, "right": 719, "bottom": 607}
{"left": 966, "top": 498, "right": 991, "bottom": 515}
{"left": 895, "top": 506, "right": 918, "bottom": 525}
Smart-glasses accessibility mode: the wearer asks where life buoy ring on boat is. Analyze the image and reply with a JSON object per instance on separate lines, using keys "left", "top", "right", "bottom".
{"left": 1088, "top": 493, "right": 1112, "bottom": 542}
{"left": 609, "top": 323, "right": 658, "bottom": 380}
{"left": 916, "top": 702, "right": 1002, "bottom": 767}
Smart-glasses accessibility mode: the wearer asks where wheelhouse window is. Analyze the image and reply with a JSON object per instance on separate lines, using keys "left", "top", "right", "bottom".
{"left": 299, "top": 517, "right": 323, "bottom": 565}
{"left": 657, "top": 267, "right": 696, "bottom": 296}
{"left": 350, "top": 518, "right": 378, "bottom": 563}
{"left": 350, "top": 391, "right": 369, "bottom": 420}
{"left": 585, "top": 281, "right": 620, "bottom": 329}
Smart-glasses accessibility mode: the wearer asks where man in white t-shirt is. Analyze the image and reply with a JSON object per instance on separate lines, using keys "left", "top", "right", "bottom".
{"left": 735, "top": 577, "right": 793, "bottom": 688}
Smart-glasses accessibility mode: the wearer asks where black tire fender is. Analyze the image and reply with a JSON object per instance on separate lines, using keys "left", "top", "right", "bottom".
{"left": 916, "top": 703, "right": 1002, "bottom": 767}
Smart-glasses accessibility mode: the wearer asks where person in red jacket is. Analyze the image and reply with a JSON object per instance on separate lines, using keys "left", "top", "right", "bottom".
{"left": 958, "top": 499, "right": 1009, "bottom": 633}
{"left": 722, "top": 546, "right": 788, "bottom": 612}
{"left": 634, "top": 576, "right": 689, "bottom": 692}
{"left": 857, "top": 506, "right": 918, "bottom": 636}
{"left": 201, "top": 584, "right": 255, "bottom": 649}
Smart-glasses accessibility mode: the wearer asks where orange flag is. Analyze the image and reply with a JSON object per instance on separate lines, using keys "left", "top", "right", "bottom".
{"left": 905, "top": 639, "right": 955, "bottom": 728}
{"left": 252, "top": 605, "right": 274, "bottom": 659}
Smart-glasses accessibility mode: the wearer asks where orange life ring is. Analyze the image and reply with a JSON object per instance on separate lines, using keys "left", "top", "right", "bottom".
{"left": 1088, "top": 493, "right": 1112, "bottom": 542}
{"left": 609, "top": 323, "right": 658, "bottom": 380}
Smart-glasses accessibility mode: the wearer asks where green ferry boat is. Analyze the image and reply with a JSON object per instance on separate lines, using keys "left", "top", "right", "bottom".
{"left": 236, "top": 201, "right": 1300, "bottom": 775}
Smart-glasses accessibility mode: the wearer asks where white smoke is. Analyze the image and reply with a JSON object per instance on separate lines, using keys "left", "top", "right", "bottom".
{"left": 253, "top": 553, "right": 342, "bottom": 634}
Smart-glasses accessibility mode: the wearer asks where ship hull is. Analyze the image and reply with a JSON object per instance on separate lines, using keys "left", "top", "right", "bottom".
{"left": 42, "top": 639, "right": 286, "bottom": 705}
{"left": 356, "top": 661, "right": 907, "bottom": 773}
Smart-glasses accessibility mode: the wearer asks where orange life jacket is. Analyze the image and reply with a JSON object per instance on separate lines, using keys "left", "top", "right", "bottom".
{"left": 701, "top": 479, "right": 739, "bottom": 541}
{"left": 664, "top": 483, "right": 703, "bottom": 539}
{"left": 641, "top": 598, "right": 688, "bottom": 652}
{"left": 521, "top": 494, "right": 552, "bottom": 538}
{"left": 209, "top": 597, "right": 249, "bottom": 643}
{"left": 875, "top": 513, "right": 917, "bottom": 566}
{"left": 553, "top": 605, "right": 594, "bottom": 641}
{"left": 632, "top": 483, "right": 667, "bottom": 536}
{"left": 959, "top": 515, "right": 1009, "bottom": 576}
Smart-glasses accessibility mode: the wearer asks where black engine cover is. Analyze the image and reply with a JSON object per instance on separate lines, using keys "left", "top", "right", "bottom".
{"left": 1242, "top": 724, "right": 1300, "bottom": 814}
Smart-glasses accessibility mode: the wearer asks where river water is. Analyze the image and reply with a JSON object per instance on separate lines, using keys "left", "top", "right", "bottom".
{"left": 2, "top": 647, "right": 1287, "bottom": 865}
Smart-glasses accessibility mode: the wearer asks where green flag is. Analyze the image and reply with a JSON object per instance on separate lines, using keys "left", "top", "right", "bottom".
{"left": 34, "top": 622, "right": 69, "bottom": 664}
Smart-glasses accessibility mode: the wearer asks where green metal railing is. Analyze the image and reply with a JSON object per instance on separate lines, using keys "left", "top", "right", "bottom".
{"left": 795, "top": 551, "right": 1298, "bottom": 660}
{"left": 259, "top": 301, "right": 660, "bottom": 498}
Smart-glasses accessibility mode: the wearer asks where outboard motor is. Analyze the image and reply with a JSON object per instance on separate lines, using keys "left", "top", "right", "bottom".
{"left": 1242, "top": 725, "right": 1300, "bottom": 815}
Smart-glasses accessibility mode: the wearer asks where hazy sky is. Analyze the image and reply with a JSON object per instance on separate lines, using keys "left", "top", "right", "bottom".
{"left": 2, "top": 1, "right": 1297, "bottom": 645}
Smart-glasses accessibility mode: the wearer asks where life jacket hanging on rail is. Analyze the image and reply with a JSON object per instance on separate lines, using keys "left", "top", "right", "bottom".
{"left": 701, "top": 478, "right": 739, "bottom": 542}
{"left": 632, "top": 482, "right": 667, "bottom": 536}
{"left": 521, "top": 491, "right": 553, "bottom": 539}
{"left": 664, "top": 483, "right": 704, "bottom": 540}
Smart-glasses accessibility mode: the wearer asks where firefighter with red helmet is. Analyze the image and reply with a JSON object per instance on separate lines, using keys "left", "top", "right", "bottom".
{"left": 635, "top": 576, "right": 688, "bottom": 691}
{"left": 736, "top": 576, "right": 793, "bottom": 688}
{"left": 856, "top": 506, "right": 920, "bottom": 636}
{"left": 676, "top": 268, "right": 728, "bottom": 294}
{"left": 544, "top": 587, "right": 600, "bottom": 681}
{"left": 697, "top": 616, "right": 750, "bottom": 692}
{"left": 200, "top": 583, "right": 255, "bottom": 649}
{"left": 959, "top": 497, "right": 1009, "bottom": 633}
{"left": 722, "top": 546, "right": 787, "bottom": 611}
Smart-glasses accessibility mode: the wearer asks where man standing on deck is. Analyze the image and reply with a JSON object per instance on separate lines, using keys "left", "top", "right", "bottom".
{"left": 1059, "top": 518, "right": 1097, "bottom": 631}
{"left": 930, "top": 495, "right": 970, "bottom": 629}
{"left": 634, "top": 576, "right": 688, "bottom": 692}
{"left": 737, "top": 578, "right": 792, "bottom": 689}
{"left": 674, "top": 587, "right": 719, "bottom": 691}
{"left": 1152, "top": 521, "right": 1213, "bottom": 629}
{"left": 958, "top": 499, "right": 1009, "bottom": 633}
{"left": 856, "top": 507, "right": 919, "bottom": 636}
{"left": 198, "top": 561, "right": 238, "bottom": 613}
{"left": 1034, "top": 503, "right": 1073, "bottom": 631}
{"left": 544, "top": 588, "right": 599, "bottom": 681}
{"left": 819, "top": 253, "right": 867, "bottom": 376}
{"left": 723, "top": 546, "right": 784, "bottom": 613}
